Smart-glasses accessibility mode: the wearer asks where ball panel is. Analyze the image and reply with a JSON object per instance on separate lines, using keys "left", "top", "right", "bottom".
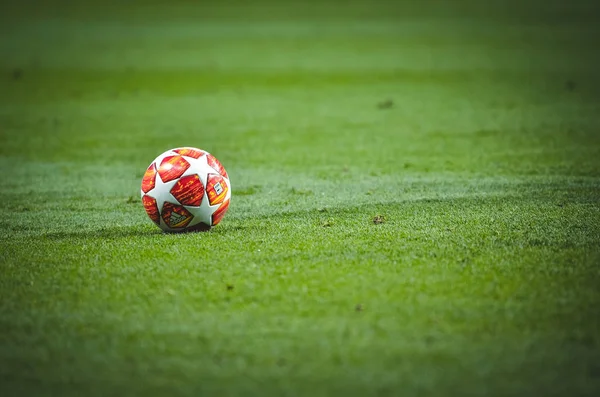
{"left": 141, "top": 163, "right": 157, "bottom": 193}
{"left": 207, "top": 154, "right": 229, "bottom": 179}
{"left": 161, "top": 202, "right": 194, "bottom": 229}
{"left": 206, "top": 173, "right": 229, "bottom": 206}
{"left": 170, "top": 174, "right": 204, "bottom": 206}
{"left": 142, "top": 195, "right": 160, "bottom": 225}
{"left": 212, "top": 199, "right": 230, "bottom": 226}
{"left": 158, "top": 156, "right": 191, "bottom": 183}
{"left": 173, "top": 147, "right": 206, "bottom": 159}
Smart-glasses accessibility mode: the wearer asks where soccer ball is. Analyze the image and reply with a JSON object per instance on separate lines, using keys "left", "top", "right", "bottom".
{"left": 140, "top": 147, "right": 231, "bottom": 232}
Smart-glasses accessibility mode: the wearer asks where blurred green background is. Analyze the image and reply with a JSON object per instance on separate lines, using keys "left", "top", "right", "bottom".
{"left": 1, "top": 1, "right": 599, "bottom": 396}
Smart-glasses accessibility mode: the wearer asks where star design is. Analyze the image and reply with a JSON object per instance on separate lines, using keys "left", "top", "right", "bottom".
{"left": 150, "top": 174, "right": 179, "bottom": 217}
{"left": 141, "top": 149, "right": 231, "bottom": 230}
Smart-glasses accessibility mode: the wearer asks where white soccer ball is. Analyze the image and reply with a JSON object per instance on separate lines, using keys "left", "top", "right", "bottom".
{"left": 140, "top": 147, "right": 231, "bottom": 232}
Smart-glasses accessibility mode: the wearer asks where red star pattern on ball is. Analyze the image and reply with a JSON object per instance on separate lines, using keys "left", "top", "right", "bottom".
{"left": 212, "top": 199, "right": 230, "bottom": 226}
{"left": 206, "top": 173, "right": 229, "bottom": 206}
{"left": 141, "top": 163, "right": 157, "bottom": 193}
{"left": 170, "top": 174, "right": 204, "bottom": 206}
{"left": 158, "top": 156, "right": 190, "bottom": 183}
{"left": 142, "top": 195, "right": 160, "bottom": 225}
{"left": 207, "top": 154, "right": 229, "bottom": 179}
{"left": 173, "top": 147, "right": 206, "bottom": 159}
{"left": 161, "top": 202, "right": 194, "bottom": 229}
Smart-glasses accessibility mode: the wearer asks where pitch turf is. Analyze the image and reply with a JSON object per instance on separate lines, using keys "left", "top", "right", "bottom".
{"left": 1, "top": 1, "right": 600, "bottom": 396}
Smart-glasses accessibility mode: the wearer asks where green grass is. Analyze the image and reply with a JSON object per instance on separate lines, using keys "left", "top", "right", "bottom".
{"left": 1, "top": 1, "right": 600, "bottom": 396}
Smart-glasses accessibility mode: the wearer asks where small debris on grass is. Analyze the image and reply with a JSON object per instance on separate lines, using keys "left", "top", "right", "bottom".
{"left": 565, "top": 80, "right": 576, "bottom": 91}
{"left": 322, "top": 219, "right": 334, "bottom": 227}
{"left": 318, "top": 207, "right": 328, "bottom": 213}
{"left": 377, "top": 99, "right": 394, "bottom": 109}
{"left": 12, "top": 68, "right": 23, "bottom": 81}
{"left": 355, "top": 303, "right": 364, "bottom": 312}
{"left": 372, "top": 215, "right": 386, "bottom": 224}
